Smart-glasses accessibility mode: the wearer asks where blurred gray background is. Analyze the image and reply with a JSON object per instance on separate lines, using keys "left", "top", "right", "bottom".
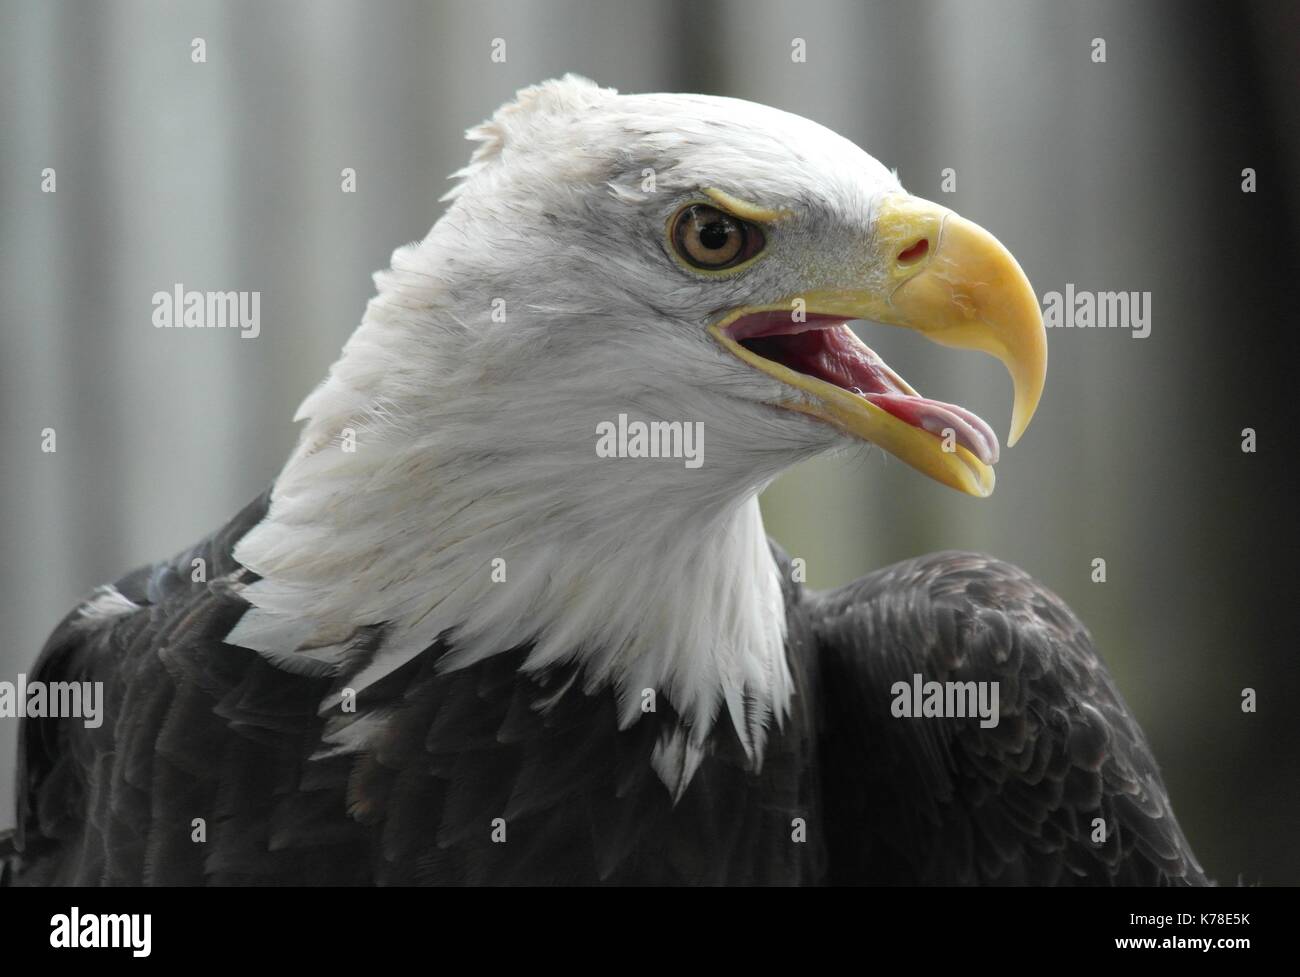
{"left": 2, "top": 0, "right": 1297, "bottom": 881}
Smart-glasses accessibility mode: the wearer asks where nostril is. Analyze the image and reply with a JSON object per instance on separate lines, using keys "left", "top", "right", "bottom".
{"left": 897, "top": 238, "right": 930, "bottom": 265}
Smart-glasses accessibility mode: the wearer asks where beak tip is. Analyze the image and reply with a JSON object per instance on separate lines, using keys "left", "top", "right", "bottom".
{"left": 1007, "top": 409, "right": 1030, "bottom": 447}
{"left": 1006, "top": 347, "right": 1046, "bottom": 449}
{"left": 1007, "top": 398, "right": 1037, "bottom": 448}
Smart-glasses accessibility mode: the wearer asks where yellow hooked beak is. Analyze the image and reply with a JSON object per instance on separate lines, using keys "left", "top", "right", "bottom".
{"left": 709, "top": 193, "right": 1046, "bottom": 497}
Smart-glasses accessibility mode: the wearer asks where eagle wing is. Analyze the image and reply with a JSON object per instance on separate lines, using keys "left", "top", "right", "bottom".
{"left": 808, "top": 550, "right": 1207, "bottom": 885}
{"left": 7, "top": 491, "right": 371, "bottom": 883}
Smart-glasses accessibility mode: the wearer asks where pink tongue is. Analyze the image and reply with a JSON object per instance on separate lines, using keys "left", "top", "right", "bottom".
{"left": 864, "top": 392, "right": 1000, "bottom": 465}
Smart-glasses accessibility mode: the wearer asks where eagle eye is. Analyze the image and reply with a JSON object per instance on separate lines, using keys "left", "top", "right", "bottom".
{"left": 671, "top": 204, "right": 765, "bottom": 271}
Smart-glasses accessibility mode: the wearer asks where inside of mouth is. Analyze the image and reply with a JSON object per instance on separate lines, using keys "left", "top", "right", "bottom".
{"left": 730, "top": 311, "right": 1000, "bottom": 465}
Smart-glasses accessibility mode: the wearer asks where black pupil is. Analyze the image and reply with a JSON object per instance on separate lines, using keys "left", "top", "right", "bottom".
{"left": 699, "top": 220, "right": 732, "bottom": 250}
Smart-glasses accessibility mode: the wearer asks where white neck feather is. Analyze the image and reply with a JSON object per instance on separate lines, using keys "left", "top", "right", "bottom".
{"left": 227, "top": 237, "right": 798, "bottom": 789}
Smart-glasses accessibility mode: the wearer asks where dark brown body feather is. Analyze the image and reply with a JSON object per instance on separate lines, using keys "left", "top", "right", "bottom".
{"left": 4, "top": 494, "right": 1205, "bottom": 884}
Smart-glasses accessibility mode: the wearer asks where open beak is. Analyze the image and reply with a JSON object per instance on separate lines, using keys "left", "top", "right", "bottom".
{"left": 708, "top": 193, "right": 1046, "bottom": 497}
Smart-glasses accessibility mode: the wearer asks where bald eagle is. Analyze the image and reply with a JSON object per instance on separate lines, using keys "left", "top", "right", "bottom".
{"left": 3, "top": 77, "right": 1205, "bottom": 885}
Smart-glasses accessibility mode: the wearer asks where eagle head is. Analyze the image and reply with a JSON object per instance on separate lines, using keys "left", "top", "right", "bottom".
{"left": 424, "top": 74, "right": 1046, "bottom": 499}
